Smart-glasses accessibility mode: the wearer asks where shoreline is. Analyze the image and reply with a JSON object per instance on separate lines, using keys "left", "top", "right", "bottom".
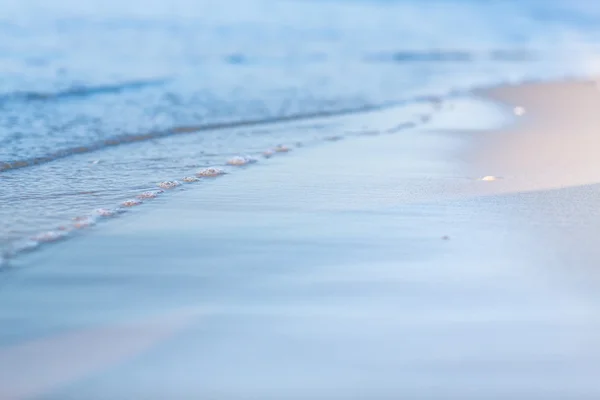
{"left": 4, "top": 79, "right": 600, "bottom": 398}
{"left": 0, "top": 76, "right": 593, "bottom": 266}
{"left": 0, "top": 97, "right": 440, "bottom": 264}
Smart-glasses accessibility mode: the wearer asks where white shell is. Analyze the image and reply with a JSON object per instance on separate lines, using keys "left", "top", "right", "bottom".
{"left": 480, "top": 175, "right": 498, "bottom": 181}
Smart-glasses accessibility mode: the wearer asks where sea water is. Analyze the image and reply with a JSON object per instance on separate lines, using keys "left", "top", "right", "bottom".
{"left": 2, "top": 0, "right": 600, "bottom": 258}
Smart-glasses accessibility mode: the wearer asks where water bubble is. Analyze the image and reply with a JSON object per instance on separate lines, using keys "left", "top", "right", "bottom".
{"left": 263, "top": 150, "right": 275, "bottom": 158}
{"left": 72, "top": 216, "right": 97, "bottom": 229}
{"left": 31, "top": 230, "right": 67, "bottom": 243}
{"left": 158, "top": 181, "right": 181, "bottom": 189}
{"left": 137, "top": 190, "right": 163, "bottom": 199}
{"left": 227, "top": 156, "right": 256, "bottom": 166}
{"left": 122, "top": 198, "right": 143, "bottom": 207}
{"left": 94, "top": 208, "right": 117, "bottom": 217}
{"left": 196, "top": 167, "right": 226, "bottom": 177}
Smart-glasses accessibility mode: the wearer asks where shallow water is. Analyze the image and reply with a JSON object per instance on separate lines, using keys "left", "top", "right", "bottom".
{"left": 4, "top": 105, "right": 600, "bottom": 398}
{"left": 2, "top": 0, "right": 600, "bottom": 258}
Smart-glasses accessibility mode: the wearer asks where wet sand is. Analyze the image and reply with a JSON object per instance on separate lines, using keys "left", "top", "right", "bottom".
{"left": 3, "top": 80, "right": 600, "bottom": 399}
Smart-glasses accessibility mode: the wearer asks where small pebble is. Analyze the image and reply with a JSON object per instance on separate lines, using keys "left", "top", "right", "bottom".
{"left": 183, "top": 176, "right": 199, "bottom": 183}
{"left": 274, "top": 145, "right": 291, "bottom": 153}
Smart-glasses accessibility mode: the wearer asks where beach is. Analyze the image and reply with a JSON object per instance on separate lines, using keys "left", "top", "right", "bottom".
{"left": 1, "top": 0, "right": 597, "bottom": 250}
{"left": 2, "top": 79, "right": 600, "bottom": 398}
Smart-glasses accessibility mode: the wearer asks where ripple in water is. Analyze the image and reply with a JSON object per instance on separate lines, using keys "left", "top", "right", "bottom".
{"left": 0, "top": 101, "right": 447, "bottom": 263}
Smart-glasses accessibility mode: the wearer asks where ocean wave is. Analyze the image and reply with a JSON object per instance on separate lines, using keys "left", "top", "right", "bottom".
{"left": 0, "top": 96, "right": 442, "bottom": 173}
{"left": 0, "top": 78, "right": 170, "bottom": 104}
{"left": 365, "top": 50, "right": 535, "bottom": 63}
{"left": 0, "top": 95, "right": 443, "bottom": 266}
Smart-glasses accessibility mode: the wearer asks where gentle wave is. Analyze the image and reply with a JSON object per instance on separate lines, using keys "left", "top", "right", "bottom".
{"left": 0, "top": 96, "right": 444, "bottom": 173}
{"left": 0, "top": 96, "right": 444, "bottom": 268}
{"left": 0, "top": 78, "right": 170, "bottom": 104}
{"left": 365, "top": 50, "right": 536, "bottom": 63}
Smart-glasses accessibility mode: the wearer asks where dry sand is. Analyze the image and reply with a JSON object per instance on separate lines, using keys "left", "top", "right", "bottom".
{"left": 469, "top": 79, "right": 600, "bottom": 193}
{"left": 2, "top": 80, "right": 600, "bottom": 399}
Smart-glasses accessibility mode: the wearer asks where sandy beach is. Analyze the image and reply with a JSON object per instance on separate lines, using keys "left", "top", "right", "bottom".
{"left": 3, "top": 79, "right": 600, "bottom": 399}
